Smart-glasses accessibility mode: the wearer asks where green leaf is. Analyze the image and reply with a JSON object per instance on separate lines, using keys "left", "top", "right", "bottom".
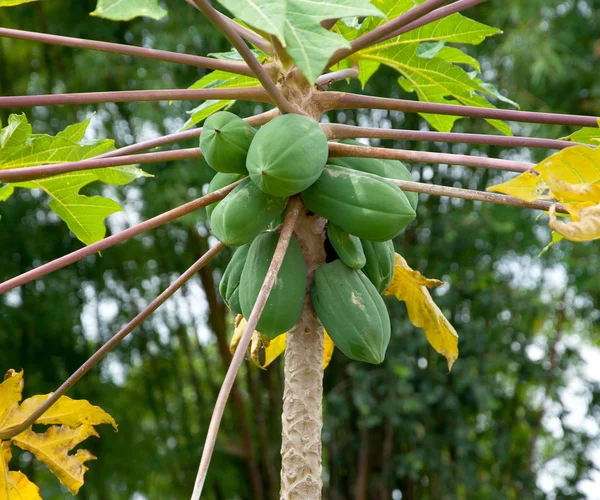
{"left": 215, "top": 0, "right": 384, "bottom": 83}
{"left": 90, "top": 0, "right": 166, "bottom": 21}
{"left": 182, "top": 71, "right": 258, "bottom": 130}
{"left": 0, "top": 0, "right": 37, "bottom": 6}
{"left": 561, "top": 121, "right": 600, "bottom": 145}
{"left": 434, "top": 46, "right": 481, "bottom": 72}
{"left": 0, "top": 114, "right": 150, "bottom": 245}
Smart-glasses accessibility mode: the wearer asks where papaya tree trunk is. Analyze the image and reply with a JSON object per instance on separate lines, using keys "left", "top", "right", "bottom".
{"left": 280, "top": 209, "right": 326, "bottom": 499}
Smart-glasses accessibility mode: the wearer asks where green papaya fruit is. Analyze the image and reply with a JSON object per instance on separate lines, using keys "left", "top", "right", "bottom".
{"left": 219, "top": 243, "right": 251, "bottom": 314}
{"left": 327, "top": 223, "right": 366, "bottom": 270}
{"left": 246, "top": 114, "right": 328, "bottom": 197}
{"left": 239, "top": 231, "right": 307, "bottom": 338}
{"left": 311, "top": 260, "right": 390, "bottom": 364}
{"left": 301, "top": 164, "right": 416, "bottom": 242}
{"left": 330, "top": 139, "right": 418, "bottom": 211}
{"left": 206, "top": 172, "right": 246, "bottom": 218}
{"left": 200, "top": 111, "right": 256, "bottom": 174}
{"left": 361, "top": 239, "right": 395, "bottom": 294}
{"left": 210, "top": 179, "right": 288, "bottom": 246}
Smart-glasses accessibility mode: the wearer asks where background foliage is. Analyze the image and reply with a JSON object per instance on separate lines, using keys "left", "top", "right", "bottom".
{"left": 1, "top": 1, "right": 599, "bottom": 498}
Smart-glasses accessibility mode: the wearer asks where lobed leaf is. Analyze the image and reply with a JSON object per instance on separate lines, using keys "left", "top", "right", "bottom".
{"left": 90, "top": 0, "right": 166, "bottom": 21}
{"left": 560, "top": 119, "right": 600, "bottom": 145}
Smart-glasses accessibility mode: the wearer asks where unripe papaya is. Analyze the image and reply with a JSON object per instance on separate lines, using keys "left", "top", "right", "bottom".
{"left": 361, "top": 239, "right": 395, "bottom": 293}
{"left": 206, "top": 172, "right": 246, "bottom": 218}
{"left": 219, "top": 243, "right": 250, "bottom": 314}
{"left": 200, "top": 111, "right": 256, "bottom": 174}
{"left": 301, "top": 165, "right": 416, "bottom": 242}
{"left": 327, "top": 223, "right": 365, "bottom": 269}
{"left": 330, "top": 139, "right": 418, "bottom": 211}
{"left": 239, "top": 231, "right": 307, "bottom": 338}
{"left": 311, "top": 260, "right": 390, "bottom": 364}
{"left": 210, "top": 179, "right": 288, "bottom": 246}
{"left": 246, "top": 114, "right": 328, "bottom": 197}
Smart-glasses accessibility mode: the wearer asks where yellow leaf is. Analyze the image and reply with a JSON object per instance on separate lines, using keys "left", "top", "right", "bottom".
{"left": 229, "top": 314, "right": 245, "bottom": 355}
{"left": 12, "top": 425, "right": 98, "bottom": 495}
{"left": 544, "top": 177, "right": 600, "bottom": 204}
{"left": 2, "top": 394, "right": 117, "bottom": 433}
{"left": 384, "top": 253, "right": 459, "bottom": 371}
{"left": 486, "top": 170, "right": 548, "bottom": 202}
{"left": 549, "top": 203, "right": 600, "bottom": 242}
{"left": 323, "top": 331, "right": 334, "bottom": 369}
{"left": 5, "top": 472, "right": 42, "bottom": 500}
{"left": 0, "top": 371, "right": 23, "bottom": 427}
{"left": 261, "top": 334, "right": 287, "bottom": 369}
{"left": 536, "top": 146, "right": 600, "bottom": 186}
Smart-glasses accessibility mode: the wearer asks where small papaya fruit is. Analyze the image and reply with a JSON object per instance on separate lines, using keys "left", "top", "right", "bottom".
{"left": 330, "top": 139, "right": 418, "bottom": 211}
{"left": 200, "top": 111, "right": 256, "bottom": 174}
{"left": 301, "top": 164, "right": 416, "bottom": 242}
{"left": 239, "top": 231, "right": 307, "bottom": 338}
{"left": 327, "top": 223, "right": 366, "bottom": 269}
{"left": 246, "top": 114, "right": 328, "bottom": 197}
{"left": 219, "top": 243, "right": 251, "bottom": 314}
{"left": 206, "top": 172, "right": 246, "bottom": 218}
{"left": 311, "top": 260, "right": 390, "bottom": 364}
{"left": 361, "top": 239, "right": 395, "bottom": 293}
{"left": 210, "top": 179, "right": 288, "bottom": 246}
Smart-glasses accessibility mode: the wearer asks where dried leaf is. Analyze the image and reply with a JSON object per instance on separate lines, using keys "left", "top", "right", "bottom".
{"left": 13, "top": 425, "right": 98, "bottom": 495}
{"left": 384, "top": 253, "right": 459, "bottom": 371}
{"left": 549, "top": 203, "right": 600, "bottom": 242}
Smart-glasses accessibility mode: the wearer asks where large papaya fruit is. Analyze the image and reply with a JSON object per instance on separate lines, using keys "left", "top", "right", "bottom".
{"left": 206, "top": 172, "right": 246, "bottom": 218}
{"left": 301, "top": 164, "right": 416, "bottom": 242}
{"left": 311, "top": 260, "right": 390, "bottom": 364}
{"left": 210, "top": 179, "right": 288, "bottom": 246}
{"left": 239, "top": 231, "right": 307, "bottom": 338}
{"left": 219, "top": 243, "right": 250, "bottom": 314}
{"left": 246, "top": 114, "right": 328, "bottom": 197}
{"left": 361, "top": 239, "right": 395, "bottom": 293}
{"left": 327, "top": 223, "right": 365, "bottom": 269}
{"left": 200, "top": 111, "right": 256, "bottom": 174}
{"left": 330, "top": 139, "right": 418, "bottom": 211}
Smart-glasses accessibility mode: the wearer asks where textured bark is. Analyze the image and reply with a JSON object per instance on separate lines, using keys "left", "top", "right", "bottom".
{"left": 280, "top": 210, "right": 327, "bottom": 500}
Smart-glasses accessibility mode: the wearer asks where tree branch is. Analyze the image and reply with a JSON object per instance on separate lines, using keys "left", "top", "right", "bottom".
{"left": 389, "top": 179, "right": 568, "bottom": 213}
{"left": 0, "top": 87, "right": 270, "bottom": 109}
{"left": 327, "top": 0, "right": 451, "bottom": 67}
{"left": 0, "top": 243, "right": 224, "bottom": 441}
{"left": 190, "top": 0, "right": 294, "bottom": 114}
{"left": 0, "top": 180, "right": 243, "bottom": 295}
{"left": 0, "top": 27, "right": 254, "bottom": 76}
{"left": 328, "top": 142, "right": 533, "bottom": 172}
{"left": 373, "top": 0, "right": 489, "bottom": 45}
{"left": 191, "top": 196, "right": 303, "bottom": 500}
{"left": 321, "top": 92, "right": 600, "bottom": 128}
{"left": 325, "top": 123, "right": 582, "bottom": 150}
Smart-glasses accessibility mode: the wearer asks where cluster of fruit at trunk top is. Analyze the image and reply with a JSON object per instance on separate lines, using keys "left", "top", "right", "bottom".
{"left": 201, "top": 112, "right": 417, "bottom": 364}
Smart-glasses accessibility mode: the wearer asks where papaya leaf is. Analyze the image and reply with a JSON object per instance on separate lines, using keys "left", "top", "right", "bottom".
{"left": 0, "top": 369, "right": 116, "bottom": 497}
{"left": 549, "top": 203, "right": 600, "bottom": 242}
{"left": 0, "top": 114, "right": 151, "bottom": 246}
{"left": 384, "top": 253, "right": 459, "bottom": 371}
{"left": 215, "top": 0, "right": 384, "bottom": 83}
{"left": 90, "top": 0, "right": 166, "bottom": 21}
{"left": 183, "top": 71, "right": 259, "bottom": 130}
{"left": 560, "top": 120, "right": 600, "bottom": 145}
{"left": 0, "top": 0, "right": 37, "bottom": 6}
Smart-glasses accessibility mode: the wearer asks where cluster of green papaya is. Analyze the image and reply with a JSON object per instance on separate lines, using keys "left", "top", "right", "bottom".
{"left": 202, "top": 111, "right": 417, "bottom": 365}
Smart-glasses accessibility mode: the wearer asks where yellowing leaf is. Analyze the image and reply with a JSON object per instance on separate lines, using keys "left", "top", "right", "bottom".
{"left": 0, "top": 0, "right": 38, "bottom": 6}
{"left": 260, "top": 334, "right": 287, "bottom": 369}
{"left": 384, "top": 254, "right": 459, "bottom": 371}
{"left": 0, "top": 371, "right": 23, "bottom": 426}
{"left": 2, "top": 471, "right": 42, "bottom": 500}
{"left": 12, "top": 425, "right": 97, "bottom": 495}
{"left": 549, "top": 203, "right": 600, "bottom": 242}
{"left": 545, "top": 177, "right": 600, "bottom": 204}
{"left": 486, "top": 170, "right": 548, "bottom": 202}
{"left": 323, "top": 332, "right": 334, "bottom": 369}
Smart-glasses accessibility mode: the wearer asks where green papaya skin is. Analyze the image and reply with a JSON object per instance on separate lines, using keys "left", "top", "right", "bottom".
{"left": 301, "top": 164, "right": 416, "bottom": 242}
{"left": 219, "top": 243, "right": 251, "bottom": 314}
{"left": 311, "top": 260, "right": 390, "bottom": 364}
{"left": 239, "top": 231, "right": 307, "bottom": 338}
{"left": 327, "top": 223, "right": 366, "bottom": 269}
{"left": 246, "top": 114, "right": 328, "bottom": 197}
{"left": 206, "top": 172, "right": 246, "bottom": 218}
{"left": 330, "top": 139, "right": 418, "bottom": 211}
{"left": 210, "top": 179, "right": 288, "bottom": 246}
{"left": 200, "top": 111, "right": 256, "bottom": 174}
{"left": 361, "top": 239, "right": 395, "bottom": 294}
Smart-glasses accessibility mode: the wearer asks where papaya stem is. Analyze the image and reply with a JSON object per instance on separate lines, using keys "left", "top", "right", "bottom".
{"left": 316, "top": 67, "right": 359, "bottom": 87}
{"left": 325, "top": 123, "right": 586, "bottom": 150}
{"left": 0, "top": 243, "right": 225, "bottom": 440}
{"left": 189, "top": 0, "right": 295, "bottom": 114}
{"left": 0, "top": 87, "right": 270, "bottom": 109}
{"left": 0, "top": 27, "right": 254, "bottom": 76}
{"left": 321, "top": 92, "right": 600, "bottom": 128}
{"left": 0, "top": 181, "right": 243, "bottom": 295}
{"left": 191, "top": 196, "right": 303, "bottom": 500}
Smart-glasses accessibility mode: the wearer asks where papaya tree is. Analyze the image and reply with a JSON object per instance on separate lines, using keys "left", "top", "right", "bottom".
{"left": 0, "top": 0, "right": 599, "bottom": 499}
